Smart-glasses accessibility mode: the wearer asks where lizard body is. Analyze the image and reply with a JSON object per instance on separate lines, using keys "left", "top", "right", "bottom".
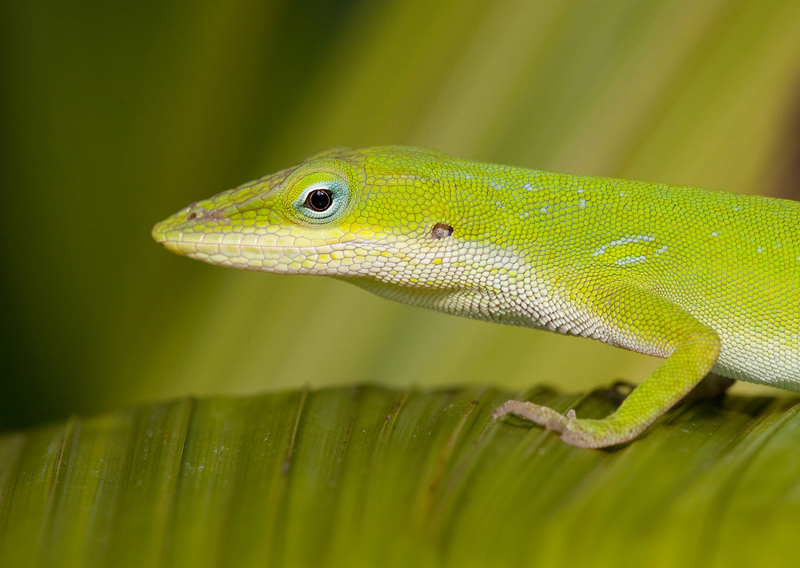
{"left": 153, "top": 146, "right": 800, "bottom": 448}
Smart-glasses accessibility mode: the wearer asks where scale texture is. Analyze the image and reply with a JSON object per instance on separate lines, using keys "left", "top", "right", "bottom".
{"left": 153, "top": 146, "right": 800, "bottom": 448}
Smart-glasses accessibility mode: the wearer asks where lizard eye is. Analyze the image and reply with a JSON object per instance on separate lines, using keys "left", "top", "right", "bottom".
{"left": 284, "top": 169, "right": 350, "bottom": 226}
{"left": 292, "top": 177, "right": 349, "bottom": 223}
{"left": 304, "top": 188, "right": 333, "bottom": 212}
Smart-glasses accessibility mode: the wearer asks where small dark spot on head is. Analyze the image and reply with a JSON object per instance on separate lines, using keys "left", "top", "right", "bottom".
{"left": 431, "top": 222, "right": 453, "bottom": 239}
{"left": 187, "top": 211, "right": 198, "bottom": 221}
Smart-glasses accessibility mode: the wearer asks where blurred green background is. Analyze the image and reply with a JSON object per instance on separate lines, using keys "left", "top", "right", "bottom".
{"left": 2, "top": 0, "right": 799, "bottom": 431}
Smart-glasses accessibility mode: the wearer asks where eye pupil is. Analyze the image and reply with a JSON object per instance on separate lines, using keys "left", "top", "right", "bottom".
{"left": 305, "top": 188, "right": 334, "bottom": 212}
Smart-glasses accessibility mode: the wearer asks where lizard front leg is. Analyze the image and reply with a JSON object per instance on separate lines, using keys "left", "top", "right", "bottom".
{"left": 493, "top": 285, "right": 722, "bottom": 449}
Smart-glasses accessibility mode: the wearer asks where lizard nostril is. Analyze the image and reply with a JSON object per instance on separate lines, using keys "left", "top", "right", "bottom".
{"left": 431, "top": 223, "right": 453, "bottom": 239}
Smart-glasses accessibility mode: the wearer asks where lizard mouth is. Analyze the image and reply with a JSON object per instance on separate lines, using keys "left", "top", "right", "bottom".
{"left": 151, "top": 215, "right": 366, "bottom": 275}
{"left": 151, "top": 218, "right": 198, "bottom": 256}
{"left": 151, "top": 220, "right": 170, "bottom": 245}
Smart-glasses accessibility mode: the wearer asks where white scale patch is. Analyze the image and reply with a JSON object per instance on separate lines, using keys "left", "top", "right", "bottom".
{"left": 614, "top": 255, "right": 648, "bottom": 266}
{"left": 592, "top": 234, "right": 656, "bottom": 257}
{"left": 344, "top": 238, "right": 609, "bottom": 341}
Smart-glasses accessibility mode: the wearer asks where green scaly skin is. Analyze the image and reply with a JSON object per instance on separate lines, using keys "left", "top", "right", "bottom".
{"left": 152, "top": 146, "right": 800, "bottom": 449}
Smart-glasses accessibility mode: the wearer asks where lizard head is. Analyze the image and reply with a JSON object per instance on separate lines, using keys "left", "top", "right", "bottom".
{"left": 152, "top": 146, "right": 467, "bottom": 284}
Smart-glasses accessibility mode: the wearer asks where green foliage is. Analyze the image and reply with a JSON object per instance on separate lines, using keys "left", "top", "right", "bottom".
{"left": 3, "top": 0, "right": 800, "bottom": 427}
{"left": 2, "top": 387, "right": 799, "bottom": 567}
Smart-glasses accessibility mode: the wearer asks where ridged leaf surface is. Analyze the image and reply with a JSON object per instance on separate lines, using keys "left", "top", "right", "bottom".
{"left": 2, "top": 387, "right": 799, "bottom": 567}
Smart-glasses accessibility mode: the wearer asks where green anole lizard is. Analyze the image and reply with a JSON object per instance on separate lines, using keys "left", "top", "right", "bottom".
{"left": 152, "top": 146, "right": 799, "bottom": 448}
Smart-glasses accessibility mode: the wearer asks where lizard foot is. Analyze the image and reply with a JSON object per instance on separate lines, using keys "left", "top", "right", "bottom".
{"left": 492, "top": 399, "right": 627, "bottom": 449}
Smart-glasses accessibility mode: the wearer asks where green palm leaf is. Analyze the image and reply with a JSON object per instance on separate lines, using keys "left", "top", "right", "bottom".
{"left": 2, "top": 387, "right": 799, "bottom": 567}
